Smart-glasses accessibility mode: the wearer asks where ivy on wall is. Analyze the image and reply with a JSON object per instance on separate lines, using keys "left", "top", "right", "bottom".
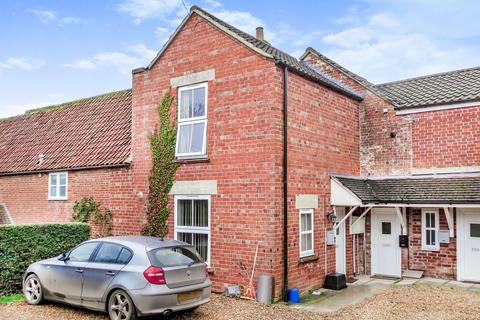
{"left": 143, "top": 92, "right": 178, "bottom": 237}
{"left": 72, "top": 196, "right": 113, "bottom": 237}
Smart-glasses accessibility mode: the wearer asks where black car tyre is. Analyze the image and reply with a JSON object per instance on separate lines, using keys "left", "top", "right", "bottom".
{"left": 23, "top": 274, "right": 44, "bottom": 305}
{"left": 108, "top": 289, "right": 138, "bottom": 320}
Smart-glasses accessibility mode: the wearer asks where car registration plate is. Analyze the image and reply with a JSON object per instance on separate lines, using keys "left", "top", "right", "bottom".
{"left": 178, "top": 290, "right": 202, "bottom": 303}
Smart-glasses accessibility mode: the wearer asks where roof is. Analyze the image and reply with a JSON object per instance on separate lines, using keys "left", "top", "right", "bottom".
{"left": 95, "top": 236, "right": 192, "bottom": 251}
{"left": 143, "top": 6, "right": 363, "bottom": 101}
{"left": 333, "top": 174, "right": 480, "bottom": 205}
{"left": 0, "top": 89, "right": 132, "bottom": 175}
{"left": 375, "top": 67, "right": 480, "bottom": 110}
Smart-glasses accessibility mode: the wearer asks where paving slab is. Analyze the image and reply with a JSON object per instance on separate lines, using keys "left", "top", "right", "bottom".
{"left": 415, "top": 277, "right": 449, "bottom": 287}
{"left": 441, "top": 280, "right": 474, "bottom": 290}
{"left": 469, "top": 284, "right": 480, "bottom": 292}
{"left": 293, "top": 281, "right": 391, "bottom": 313}
{"left": 396, "top": 278, "right": 418, "bottom": 286}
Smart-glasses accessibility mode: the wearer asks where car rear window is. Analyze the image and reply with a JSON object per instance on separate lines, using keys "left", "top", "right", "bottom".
{"left": 147, "top": 246, "right": 203, "bottom": 268}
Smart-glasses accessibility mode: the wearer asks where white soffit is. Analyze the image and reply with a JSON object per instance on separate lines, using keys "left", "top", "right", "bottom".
{"left": 169, "top": 180, "right": 217, "bottom": 195}
{"left": 330, "top": 178, "right": 362, "bottom": 206}
{"left": 396, "top": 100, "right": 480, "bottom": 115}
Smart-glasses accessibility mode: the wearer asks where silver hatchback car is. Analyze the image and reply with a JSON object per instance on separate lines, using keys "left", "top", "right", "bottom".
{"left": 23, "top": 236, "right": 211, "bottom": 320}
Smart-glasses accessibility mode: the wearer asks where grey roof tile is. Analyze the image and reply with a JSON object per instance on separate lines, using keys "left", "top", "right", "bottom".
{"left": 334, "top": 175, "right": 480, "bottom": 204}
{"left": 375, "top": 67, "right": 480, "bottom": 110}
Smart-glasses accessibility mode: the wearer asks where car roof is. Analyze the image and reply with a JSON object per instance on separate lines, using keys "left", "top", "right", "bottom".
{"left": 87, "top": 236, "right": 191, "bottom": 251}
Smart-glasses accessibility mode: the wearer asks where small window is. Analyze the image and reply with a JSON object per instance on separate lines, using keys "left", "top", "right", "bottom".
{"left": 94, "top": 243, "right": 123, "bottom": 264}
{"left": 422, "top": 209, "right": 439, "bottom": 251}
{"left": 68, "top": 242, "right": 98, "bottom": 262}
{"left": 49, "top": 172, "right": 68, "bottom": 200}
{"left": 382, "top": 222, "right": 391, "bottom": 235}
{"left": 176, "top": 83, "right": 208, "bottom": 158}
{"left": 299, "top": 209, "right": 314, "bottom": 257}
{"left": 175, "top": 196, "right": 210, "bottom": 264}
{"left": 470, "top": 224, "right": 480, "bottom": 238}
{"left": 116, "top": 248, "right": 133, "bottom": 264}
{"left": 147, "top": 247, "right": 203, "bottom": 267}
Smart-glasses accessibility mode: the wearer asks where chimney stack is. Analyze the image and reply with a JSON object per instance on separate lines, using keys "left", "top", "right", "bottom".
{"left": 256, "top": 27, "right": 264, "bottom": 41}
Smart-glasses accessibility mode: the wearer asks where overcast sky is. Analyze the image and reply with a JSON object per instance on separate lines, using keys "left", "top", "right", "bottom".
{"left": 1, "top": 0, "right": 479, "bottom": 118}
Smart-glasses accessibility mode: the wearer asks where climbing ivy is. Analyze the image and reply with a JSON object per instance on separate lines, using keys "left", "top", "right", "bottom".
{"left": 72, "top": 196, "right": 113, "bottom": 237}
{"left": 143, "top": 92, "right": 178, "bottom": 237}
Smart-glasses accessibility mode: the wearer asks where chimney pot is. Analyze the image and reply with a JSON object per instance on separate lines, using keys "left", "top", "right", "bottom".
{"left": 256, "top": 27, "right": 264, "bottom": 41}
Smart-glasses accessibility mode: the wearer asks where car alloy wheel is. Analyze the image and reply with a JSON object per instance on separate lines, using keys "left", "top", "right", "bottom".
{"left": 23, "top": 275, "right": 43, "bottom": 305}
{"left": 109, "top": 290, "right": 137, "bottom": 320}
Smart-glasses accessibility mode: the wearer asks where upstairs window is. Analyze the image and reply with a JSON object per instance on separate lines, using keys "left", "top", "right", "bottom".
{"left": 422, "top": 209, "right": 439, "bottom": 251}
{"left": 176, "top": 83, "right": 208, "bottom": 158}
{"left": 48, "top": 172, "right": 68, "bottom": 200}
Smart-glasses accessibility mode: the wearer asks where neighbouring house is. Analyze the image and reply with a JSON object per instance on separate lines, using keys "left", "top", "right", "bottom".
{"left": 1, "top": 5, "right": 479, "bottom": 298}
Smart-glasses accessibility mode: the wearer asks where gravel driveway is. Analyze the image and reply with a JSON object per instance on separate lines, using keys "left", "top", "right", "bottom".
{"left": 1, "top": 285, "right": 479, "bottom": 320}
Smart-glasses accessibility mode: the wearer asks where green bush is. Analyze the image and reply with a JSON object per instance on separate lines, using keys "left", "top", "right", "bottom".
{"left": 0, "top": 223, "right": 90, "bottom": 295}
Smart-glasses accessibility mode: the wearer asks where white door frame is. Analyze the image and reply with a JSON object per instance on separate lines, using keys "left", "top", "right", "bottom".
{"left": 335, "top": 207, "right": 346, "bottom": 274}
{"left": 371, "top": 208, "right": 402, "bottom": 277}
{"left": 457, "top": 208, "right": 480, "bottom": 281}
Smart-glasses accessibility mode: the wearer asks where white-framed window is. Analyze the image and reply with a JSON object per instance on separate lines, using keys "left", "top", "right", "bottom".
{"left": 48, "top": 172, "right": 68, "bottom": 200}
{"left": 174, "top": 195, "right": 211, "bottom": 264}
{"left": 175, "top": 82, "right": 208, "bottom": 158}
{"left": 299, "top": 208, "right": 314, "bottom": 257}
{"left": 422, "top": 208, "right": 439, "bottom": 251}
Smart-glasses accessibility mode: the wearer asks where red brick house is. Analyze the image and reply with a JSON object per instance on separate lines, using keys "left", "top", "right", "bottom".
{"left": 1, "top": 6, "right": 479, "bottom": 298}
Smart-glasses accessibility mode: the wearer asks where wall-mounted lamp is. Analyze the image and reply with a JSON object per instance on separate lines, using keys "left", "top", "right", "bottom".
{"left": 136, "top": 192, "right": 144, "bottom": 199}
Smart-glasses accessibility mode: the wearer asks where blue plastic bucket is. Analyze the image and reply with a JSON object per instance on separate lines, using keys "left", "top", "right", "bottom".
{"left": 288, "top": 288, "right": 300, "bottom": 303}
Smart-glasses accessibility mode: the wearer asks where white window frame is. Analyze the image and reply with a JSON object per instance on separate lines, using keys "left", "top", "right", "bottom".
{"left": 422, "top": 208, "right": 440, "bottom": 251}
{"left": 299, "top": 208, "right": 314, "bottom": 258}
{"left": 48, "top": 172, "right": 68, "bottom": 200}
{"left": 175, "top": 82, "right": 208, "bottom": 158}
{"left": 174, "top": 195, "right": 211, "bottom": 265}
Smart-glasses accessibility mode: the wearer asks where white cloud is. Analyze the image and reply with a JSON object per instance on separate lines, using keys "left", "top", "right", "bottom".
{"left": 0, "top": 97, "right": 65, "bottom": 118}
{"left": 28, "top": 9, "right": 84, "bottom": 25}
{"left": 0, "top": 57, "right": 43, "bottom": 71}
{"left": 117, "top": 0, "right": 184, "bottom": 23}
{"left": 62, "top": 44, "right": 157, "bottom": 74}
{"left": 320, "top": 8, "right": 480, "bottom": 83}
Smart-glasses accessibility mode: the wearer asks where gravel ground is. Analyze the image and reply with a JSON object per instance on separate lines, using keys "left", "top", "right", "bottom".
{"left": 1, "top": 285, "right": 479, "bottom": 320}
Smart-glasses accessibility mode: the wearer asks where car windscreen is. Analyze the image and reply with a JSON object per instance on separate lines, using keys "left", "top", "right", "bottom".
{"left": 147, "top": 246, "right": 203, "bottom": 268}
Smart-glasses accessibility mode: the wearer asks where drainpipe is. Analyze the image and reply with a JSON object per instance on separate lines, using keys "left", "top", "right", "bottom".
{"left": 276, "top": 61, "right": 289, "bottom": 301}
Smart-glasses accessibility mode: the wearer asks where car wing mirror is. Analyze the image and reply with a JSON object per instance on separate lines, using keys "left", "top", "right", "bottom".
{"left": 57, "top": 253, "right": 68, "bottom": 261}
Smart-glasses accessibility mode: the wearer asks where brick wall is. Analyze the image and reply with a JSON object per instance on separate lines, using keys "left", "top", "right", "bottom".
{"left": 412, "top": 106, "right": 480, "bottom": 170}
{"left": 0, "top": 166, "right": 138, "bottom": 235}
{"left": 131, "top": 13, "right": 286, "bottom": 296}
{"left": 408, "top": 208, "right": 457, "bottom": 279}
{"left": 286, "top": 71, "right": 360, "bottom": 291}
{"left": 302, "top": 52, "right": 413, "bottom": 176}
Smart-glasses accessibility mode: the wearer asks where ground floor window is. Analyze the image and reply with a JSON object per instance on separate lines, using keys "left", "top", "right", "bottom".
{"left": 299, "top": 208, "right": 314, "bottom": 257}
{"left": 174, "top": 195, "right": 210, "bottom": 264}
{"left": 422, "top": 208, "right": 439, "bottom": 251}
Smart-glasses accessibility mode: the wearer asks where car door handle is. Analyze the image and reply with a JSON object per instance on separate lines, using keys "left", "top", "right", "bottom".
{"left": 105, "top": 271, "right": 116, "bottom": 276}
{"left": 75, "top": 268, "right": 84, "bottom": 273}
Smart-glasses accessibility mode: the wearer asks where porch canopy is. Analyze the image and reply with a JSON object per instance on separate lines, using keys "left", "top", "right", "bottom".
{"left": 330, "top": 174, "right": 480, "bottom": 236}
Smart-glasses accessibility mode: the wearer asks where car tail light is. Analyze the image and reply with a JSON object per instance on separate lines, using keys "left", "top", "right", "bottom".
{"left": 205, "top": 264, "right": 209, "bottom": 278}
{"left": 143, "top": 266, "right": 166, "bottom": 285}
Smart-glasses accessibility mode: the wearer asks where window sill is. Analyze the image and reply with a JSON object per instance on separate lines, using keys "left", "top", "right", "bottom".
{"left": 421, "top": 247, "right": 440, "bottom": 252}
{"left": 174, "top": 156, "right": 210, "bottom": 164}
{"left": 48, "top": 198, "right": 68, "bottom": 201}
{"left": 298, "top": 255, "right": 318, "bottom": 264}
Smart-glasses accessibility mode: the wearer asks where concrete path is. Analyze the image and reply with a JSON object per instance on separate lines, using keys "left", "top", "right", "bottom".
{"left": 292, "top": 275, "right": 480, "bottom": 313}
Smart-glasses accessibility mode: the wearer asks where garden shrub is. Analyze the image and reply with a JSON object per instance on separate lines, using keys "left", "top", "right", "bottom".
{"left": 0, "top": 223, "right": 90, "bottom": 295}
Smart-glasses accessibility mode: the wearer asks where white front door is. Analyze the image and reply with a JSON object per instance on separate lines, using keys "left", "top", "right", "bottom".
{"left": 335, "top": 207, "right": 346, "bottom": 274}
{"left": 371, "top": 208, "right": 401, "bottom": 277}
{"left": 458, "top": 210, "right": 480, "bottom": 281}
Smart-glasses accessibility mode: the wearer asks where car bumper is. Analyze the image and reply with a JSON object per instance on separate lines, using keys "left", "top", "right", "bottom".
{"left": 130, "top": 279, "right": 212, "bottom": 316}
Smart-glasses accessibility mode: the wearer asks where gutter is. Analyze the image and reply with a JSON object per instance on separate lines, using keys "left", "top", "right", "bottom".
{"left": 0, "top": 163, "right": 131, "bottom": 177}
{"left": 276, "top": 60, "right": 289, "bottom": 301}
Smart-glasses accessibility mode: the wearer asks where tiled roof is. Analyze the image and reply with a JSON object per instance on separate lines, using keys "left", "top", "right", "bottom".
{"left": 0, "top": 89, "right": 132, "bottom": 175}
{"left": 334, "top": 175, "right": 480, "bottom": 204}
{"left": 190, "top": 6, "right": 363, "bottom": 101}
{"left": 375, "top": 67, "right": 480, "bottom": 110}
{"left": 145, "top": 6, "right": 363, "bottom": 101}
